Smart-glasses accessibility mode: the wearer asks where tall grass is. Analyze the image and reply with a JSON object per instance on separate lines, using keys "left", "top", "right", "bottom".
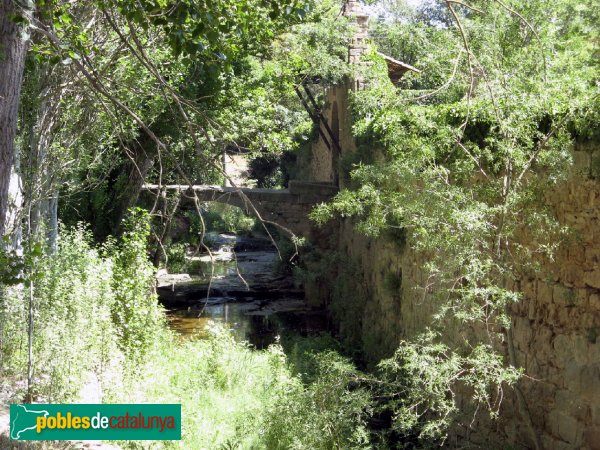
{"left": 0, "top": 214, "right": 375, "bottom": 449}
{"left": 116, "top": 324, "right": 373, "bottom": 449}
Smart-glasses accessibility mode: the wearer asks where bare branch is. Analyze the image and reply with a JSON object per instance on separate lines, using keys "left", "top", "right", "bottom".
{"left": 447, "top": 0, "right": 484, "bottom": 15}
{"left": 407, "top": 49, "right": 464, "bottom": 103}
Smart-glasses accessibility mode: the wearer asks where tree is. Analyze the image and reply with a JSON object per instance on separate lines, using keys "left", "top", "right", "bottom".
{"left": 0, "top": 0, "right": 317, "bottom": 244}
{"left": 0, "top": 0, "right": 30, "bottom": 240}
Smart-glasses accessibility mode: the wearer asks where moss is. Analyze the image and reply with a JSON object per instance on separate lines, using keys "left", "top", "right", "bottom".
{"left": 383, "top": 270, "right": 402, "bottom": 297}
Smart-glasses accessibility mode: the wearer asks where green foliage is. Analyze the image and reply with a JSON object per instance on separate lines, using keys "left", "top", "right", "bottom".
{"left": 311, "top": 0, "right": 599, "bottom": 322}
{"left": 0, "top": 243, "right": 25, "bottom": 285}
{"left": 1, "top": 221, "right": 523, "bottom": 449}
{"left": 280, "top": 332, "right": 343, "bottom": 382}
{"left": 310, "top": 0, "right": 599, "bottom": 443}
{"left": 371, "top": 20, "right": 465, "bottom": 102}
{"left": 34, "top": 225, "right": 121, "bottom": 400}
{"left": 106, "top": 208, "right": 166, "bottom": 363}
{"left": 376, "top": 332, "right": 521, "bottom": 444}
{"left": 32, "top": 0, "right": 314, "bottom": 79}
{"left": 163, "top": 242, "right": 188, "bottom": 273}
{"left": 262, "top": 349, "right": 373, "bottom": 450}
{"left": 248, "top": 151, "right": 297, "bottom": 188}
{"left": 2, "top": 210, "right": 380, "bottom": 448}
{"left": 208, "top": 0, "right": 353, "bottom": 172}
{"left": 201, "top": 203, "right": 257, "bottom": 234}
{"left": 126, "top": 324, "right": 289, "bottom": 449}
{"left": 28, "top": 0, "right": 345, "bottom": 240}
{"left": 0, "top": 209, "right": 168, "bottom": 401}
{"left": 112, "top": 0, "right": 313, "bottom": 64}
{"left": 120, "top": 325, "right": 373, "bottom": 450}
{"left": 271, "top": 0, "right": 354, "bottom": 86}
{"left": 1, "top": 224, "right": 122, "bottom": 400}
{"left": 0, "top": 220, "right": 377, "bottom": 449}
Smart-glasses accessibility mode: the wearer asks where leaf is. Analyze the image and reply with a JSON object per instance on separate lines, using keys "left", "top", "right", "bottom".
{"left": 60, "top": 12, "right": 72, "bottom": 25}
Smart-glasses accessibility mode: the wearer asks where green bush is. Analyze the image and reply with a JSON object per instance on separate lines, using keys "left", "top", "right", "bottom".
{"left": 106, "top": 208, "right": 166, "bottom": 365}
{"left": 375, "top": 332, "right": 521, "bottom": 445}
{"left": 0, "top": 209, "right": 166, "bottom": 402}
{"left": 201, "top": 203, "right": 257, "bottom": 234}
{"left": 0, "top": 224, "right": 123, "bottom": 401}
{"left": 262, "top": 350, "right": 373, "bottom": 450}
{"left": 164, "top": 242, "right": 188, "bottom": 273}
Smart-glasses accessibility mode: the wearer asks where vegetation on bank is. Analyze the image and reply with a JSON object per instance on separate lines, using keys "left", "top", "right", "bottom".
{"left": 0, "top": 208, "right": 518, "bottom": 448}
{"left": 1, "top": 212, "right": 370, "bottom": 449}
{"left": 0, "top": 0, "right": 598, "bottom": 448}
{"left": 0, "top": 211, "right": 453, "bottom": 449}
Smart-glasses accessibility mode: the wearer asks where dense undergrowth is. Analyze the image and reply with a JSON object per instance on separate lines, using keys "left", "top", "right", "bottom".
{"left": 1, "top": 209, "right": 514, "bottom": 448}
{"left": 0, "top": 211, "right": 423, "bottom": 449}
{"left": 0, "top": 212, "right": 372, "bottom": 449}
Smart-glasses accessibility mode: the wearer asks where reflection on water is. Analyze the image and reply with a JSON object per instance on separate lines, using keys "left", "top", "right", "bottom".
{"left": 166, "top": 302, "right": 329, "bottom": 349}
{"left": 167, "top": 303, "right": 259, "bottom": 341}
{"left": 196, "top": 260, "right": 234, "bottom": 278}
{"left": 165, "top": 245, "right": 328, "bottom": 348}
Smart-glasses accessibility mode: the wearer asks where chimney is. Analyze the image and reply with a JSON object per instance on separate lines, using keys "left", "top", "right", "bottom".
{"left": 343, "top": 1, "right": 370, "bottom": 89}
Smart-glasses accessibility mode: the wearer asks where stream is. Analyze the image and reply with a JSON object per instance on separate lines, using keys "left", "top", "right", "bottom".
{"left": 157, "top": 233, "right": 329, "bottom": 348}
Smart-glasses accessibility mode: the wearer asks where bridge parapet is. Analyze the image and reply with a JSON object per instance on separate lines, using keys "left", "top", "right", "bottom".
{"left": 142, "top": 180, "right": 338, "bottom": 239}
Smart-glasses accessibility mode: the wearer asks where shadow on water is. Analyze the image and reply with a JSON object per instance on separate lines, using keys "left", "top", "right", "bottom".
{"left": 166, "top": 303, "right": 331, "bottom": 349}
{"left": 160, "top": 236, "right": 332, "bottom": 348}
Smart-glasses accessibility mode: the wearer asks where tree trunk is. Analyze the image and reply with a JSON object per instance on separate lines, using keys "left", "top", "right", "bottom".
{"left": 0, "top": 0, "right": 28, "bottom": 238}
{"left": 109, "top": 136, "right": 157, "bottom": 237}
{"left": 47, "top": 193, "right": 58, "bottom": 253}
{"left": 22, "top": 60, "right": 62, "bottom": 244}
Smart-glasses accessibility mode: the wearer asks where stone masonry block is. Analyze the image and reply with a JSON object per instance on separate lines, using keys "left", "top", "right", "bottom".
{"left": 553, "top": 334, "right": 575, "bottom": 369}
{"left": 537, "top": 280, "right": 553, "bottom": 305}
{"left": 592, "top": 402, "right": 600, "bottom": 426}
{"left": 580, "top": 364, "right": 600, "bottom": 400}
{"left": 548, "top": 410, "right": 584, "bottom": 446}
{"left": 542, "top": 434, "right": 575, "bottom": 450}
{"left": 555, "top": 389, "right": 589, "bottom": 421}
{"left": 553, "top": 284, "right": 574, "bottom": 305}
{"left": 583, "top": 426, "right": 600, "bottom": 449}
{"left": 584, "top": 269, "right": 600, "bottom": 289}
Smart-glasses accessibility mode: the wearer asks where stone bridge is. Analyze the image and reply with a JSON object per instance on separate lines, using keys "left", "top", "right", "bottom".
{"left": 142, "top": 180, "right": 338, "bottom": 239}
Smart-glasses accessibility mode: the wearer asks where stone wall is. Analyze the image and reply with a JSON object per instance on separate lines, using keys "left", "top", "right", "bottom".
{"left": 308, "top": 83, "right": 363, "bottom": 188}
{"left": 334, "top": 148, "right": 600, "bottom": 448}
{"left": 305, "top": 81, "right": 600, "bottom": 447}
{"left": 504, "top": 145, "right": 600, "bottom": 449}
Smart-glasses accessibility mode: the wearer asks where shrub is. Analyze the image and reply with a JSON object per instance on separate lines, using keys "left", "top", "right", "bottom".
{"left": 106, "top": 208, "right": 166, "bottom": 365}
{"left": 0, "top": 209, "right": 167, "bottom": 402}
{"left": 201, "top": 203, "right": 256, "bottom": 234}
{"left": 262, "top": 349, "right": 373, "bottom": 450}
